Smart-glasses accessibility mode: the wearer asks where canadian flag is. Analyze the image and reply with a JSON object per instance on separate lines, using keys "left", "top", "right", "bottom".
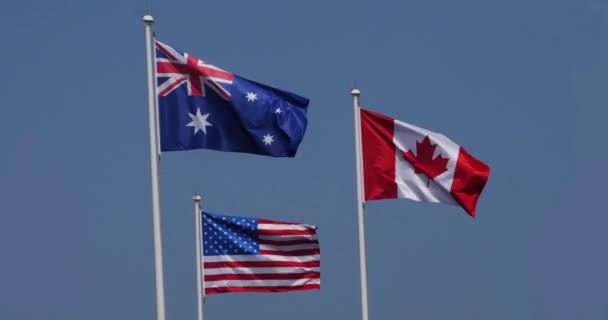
{"left": 360, "top": 109, "right": 490, "bottom": 217}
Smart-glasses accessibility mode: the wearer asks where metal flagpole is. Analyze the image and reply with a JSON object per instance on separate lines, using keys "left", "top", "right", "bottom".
{"left": 193, "top": 195, "right": 205, "bottom": 320}
{"left": 143, "top": 14, "right": 167, "bottom": 320}
{"left": 351, "top": 88, "right": 369, "bottom": 320}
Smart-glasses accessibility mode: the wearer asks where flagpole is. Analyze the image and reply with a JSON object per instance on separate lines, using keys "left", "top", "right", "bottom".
{"left": 193, "top": 195, "right": 205, "bottom": 320}
{"left": 143, "top": 14, "right": 167, "bottom": 320}
{"left": 351, "top": 88, "right": 369, "bottom": 320}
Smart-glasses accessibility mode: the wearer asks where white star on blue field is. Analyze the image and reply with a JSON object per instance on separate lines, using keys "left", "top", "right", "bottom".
{"left": 262, "top": 133, "right": 275, "bottom": 145}
{"left": 186, "top": 108, "right": 212, "bottom": 135}
{"left": 203, "top": 214, "right": 259, "bottom": 255}
{"left": 245, "top": 91, "right": 258, "bottom": 102}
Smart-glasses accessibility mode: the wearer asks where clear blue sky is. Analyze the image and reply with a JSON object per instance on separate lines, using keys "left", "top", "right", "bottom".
{"left": 0, "top": 0, "right": 605, "bottom": 319}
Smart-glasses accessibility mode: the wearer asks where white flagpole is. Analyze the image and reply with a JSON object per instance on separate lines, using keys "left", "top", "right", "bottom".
{"left": 193, "top": 195, "right": 205, "bottom": 320}
{"left": 143, "top": 14, "right": 167, "bottom": 320}
{"left": 351, "top": 88, "right": 369, "bottom": 320}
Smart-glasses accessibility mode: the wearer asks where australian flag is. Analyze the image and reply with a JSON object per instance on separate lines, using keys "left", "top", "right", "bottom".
{"left": 155, "top": 40, "right": 309, "bottom": 157}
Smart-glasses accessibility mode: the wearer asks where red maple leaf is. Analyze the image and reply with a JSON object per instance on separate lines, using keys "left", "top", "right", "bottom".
{"left": 401, "top": 135, "right": 449, "bottom": 186}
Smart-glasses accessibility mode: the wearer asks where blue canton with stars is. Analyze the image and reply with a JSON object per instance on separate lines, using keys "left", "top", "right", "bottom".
{"left": 202, "top": 212, "right": 260, "bottom": 256}
{"left": 156, "top": 41, "right": 309, "bottom": 157}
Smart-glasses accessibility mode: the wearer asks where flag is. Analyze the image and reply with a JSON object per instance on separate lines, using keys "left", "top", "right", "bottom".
{"left": 360, "top": 109, "right": 490, "bottom": 216}
{"left": 155, "top": 40, "right": 309, "bottom": 157}
{"left": 202, "top": 212, "right": 320, "bottom": 294}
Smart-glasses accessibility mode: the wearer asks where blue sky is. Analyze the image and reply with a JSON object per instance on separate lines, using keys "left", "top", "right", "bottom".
{"left": 1, "top": 0, "right": 606, "bottom": 319}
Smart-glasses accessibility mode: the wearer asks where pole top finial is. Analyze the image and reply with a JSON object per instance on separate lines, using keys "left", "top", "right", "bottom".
{"left": 350, "top": 88, "right": 360, "bottom": 96}
{"left": 193, "top": 194, "right": 202, "bottom": 201}
{"left": 143, "top": 15, "right": 154, "bottom": 23}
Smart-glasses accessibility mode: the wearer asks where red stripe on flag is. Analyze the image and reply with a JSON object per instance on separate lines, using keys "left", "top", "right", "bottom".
{"left": 450, "top": 147, "right": 490, "bottom": 217}
{"left": 156, "top": 62, "right": 190, "bottom": 74}
{"left": 205, "top": 272, "right": 320, "bottom": 281}
{"left": 155, "top": 41, "right": 179, "bottom": 60}
{"left": 258, "top": 219, "right": 305, "bottom": 225}
{"left": 258, "top": 229, "right": 316, "bottom": 236}
{"left": 360, "top": 109, "right": 398, "bottom": 200}
{"left": 204, "top": 260, "right": 320, "bottom": 269}
{"left": 195, "top": 66, "right": 234, "bottom": 82}
{"left": 158, "top": 77, "right": 187, "bottom": 96}
{"left": 260, "top": 249, "right": 320, "bottom": 256}
{"left": 205, "top": 284, "right": 320, "bottom": 295}
{"left": 259, "top": 238, "right": 318, "bottom": 246}
{"left": 206, "top": 79, "right": 231, "bottom": 100}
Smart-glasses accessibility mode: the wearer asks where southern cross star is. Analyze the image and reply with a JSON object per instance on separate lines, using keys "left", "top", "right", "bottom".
{"left": 262, "top": 133, "right": 275, "bottom": 146}
{"left": 186, "top": 108, "right": 212, "bottom": 135}
{"left": 245, "top": 92, "right": 258, "bottom": 102}
{"left": 275, "top": 107, "right": 282, "bottom": 114}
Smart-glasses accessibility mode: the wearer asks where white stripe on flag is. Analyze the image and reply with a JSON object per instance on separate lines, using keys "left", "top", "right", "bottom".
{"left": 258, "top": 223, "right": 316, "bottom": 231}
{"left": 259, "top": 243, "right": 319, "bottom": 251}
{"left": 205, "top": 278, "right": 321, "bottom": 288}
{"left": 204, "top": 254, "right": 320, "bottom": 263}
{"left": 204, "top": 266, "right": 321, "bottom": 275}
{"left": 259, "top": 235, "right": 318, "bottom": 242}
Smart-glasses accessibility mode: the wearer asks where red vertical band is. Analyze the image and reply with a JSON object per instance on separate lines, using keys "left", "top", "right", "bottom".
{"left": 360, "top": 109, "right": 398, "bottom": 200}
{"left": 450, "top": 147, "right": 490, "bottom": 217}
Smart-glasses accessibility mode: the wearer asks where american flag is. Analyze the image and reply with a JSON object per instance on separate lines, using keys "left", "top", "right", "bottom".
{"left": 202, "top": 212, "right": 320, "bottom": 294}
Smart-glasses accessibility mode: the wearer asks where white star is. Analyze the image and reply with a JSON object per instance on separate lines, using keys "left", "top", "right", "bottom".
{"left": 262, "top": 133, "right": 274, "bottom": 146}
{"left": 186, "top": 108, "right": 212, "bottom": 135}
{"left": 275, "top": 107, "right": 282, "bottom": 114}
{"left": 245, "top": 92, "right": 258, "bottom": 102}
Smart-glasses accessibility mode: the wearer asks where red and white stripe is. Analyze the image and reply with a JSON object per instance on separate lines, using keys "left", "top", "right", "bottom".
{"left": 154, "top": 40, "right": 234, "bottom": 99}
{"left": 203, "top": 219, "right": 320, "bottom": 294}
{"left": 360, "top": 109, "right": 490, "bottom": 217}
